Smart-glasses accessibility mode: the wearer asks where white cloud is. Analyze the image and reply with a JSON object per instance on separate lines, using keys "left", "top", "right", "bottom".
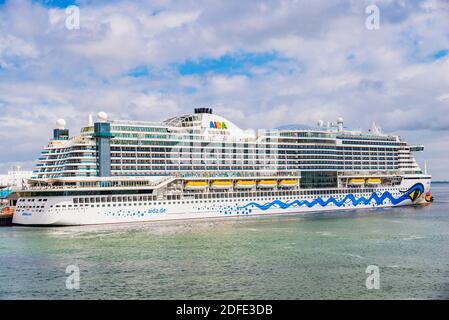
{"left": 128, "top": 93, "right": 180, "bottom": 121}
{"left": 0, "top": 34, "right": 39, "bottom": 60}
{"left": 0, "top": 0, "right": 449, "bottom": 178}
{"left": 208, "top": 75, "right": 249, "bottom": 94}
{"left": 436, "top": 93, "right": 449, "bottom": 102}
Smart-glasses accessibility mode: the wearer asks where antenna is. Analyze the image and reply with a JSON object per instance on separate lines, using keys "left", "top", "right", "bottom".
{"left": 424, "top": 160, "right": 428, "bottom": 175}
{"left": 370, "top": 121, "right": 383, "bottom": 135}
{"left": 337, "top": 117, "right": 344, "bottom": 132}
{"left": 88, "top": 114, "right": 94, "bottom": 126}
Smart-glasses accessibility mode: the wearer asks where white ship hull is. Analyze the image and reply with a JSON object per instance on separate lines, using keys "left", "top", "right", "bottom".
{"left": 12, "top": 178, "right": 431, "bottom": 226}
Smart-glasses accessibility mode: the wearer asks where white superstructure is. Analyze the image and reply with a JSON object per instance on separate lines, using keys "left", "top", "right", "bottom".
{"left": 12, "top": 108, "right": 432, "bottom": 226}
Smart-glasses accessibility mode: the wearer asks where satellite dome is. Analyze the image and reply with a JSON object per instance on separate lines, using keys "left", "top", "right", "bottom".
{"left": 97, "top": 112, "right": 108, "bottom": 122}
{"left": 56, "top": 118, "right": 66, "bottom": 129}
{"left": 337, "top": 117, "right": 344, "bottom": 123}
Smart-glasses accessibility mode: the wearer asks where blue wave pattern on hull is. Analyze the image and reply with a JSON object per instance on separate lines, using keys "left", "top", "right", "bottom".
{"left": 239, "top": 183, "right": 424, "bottom": 211}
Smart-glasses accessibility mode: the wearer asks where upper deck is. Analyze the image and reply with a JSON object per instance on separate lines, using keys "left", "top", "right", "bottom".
{"left": 32, "top": 109, "right": 424, "bottom": 180}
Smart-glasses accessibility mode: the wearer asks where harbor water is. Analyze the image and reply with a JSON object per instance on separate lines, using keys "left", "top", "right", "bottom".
{"left": 0, "top": 183, "right": 448, "bottom": 299}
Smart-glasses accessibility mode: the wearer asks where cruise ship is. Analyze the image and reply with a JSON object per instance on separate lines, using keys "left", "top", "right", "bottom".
{"left": 12, "top": 108, "right": 432, "bottom": 226}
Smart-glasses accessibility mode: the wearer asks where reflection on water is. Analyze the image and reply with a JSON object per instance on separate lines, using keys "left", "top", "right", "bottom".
{"left": 1, "top": 184, "right": 449, "bottom": 299}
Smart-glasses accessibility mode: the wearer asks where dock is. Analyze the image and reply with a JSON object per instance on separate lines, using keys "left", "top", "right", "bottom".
{"left": 0, "top": 207, "right": 14, "bottom": 226}
{"left": 0, "top": 214, "right": 13, "bottom": 226}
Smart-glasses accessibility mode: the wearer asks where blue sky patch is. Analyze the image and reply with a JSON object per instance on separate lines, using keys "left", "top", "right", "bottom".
{"left": 127, "top": 65, "right": 150, "bottom": 78}
{"left": 433, "top": 49, "right": 448, "bottom": 60}
{"left": 178, "top": 52, "right": 283, "bottom": 76}
{"left": 32, "top": 0, "right": 78, "bottom": 8}
{"left": 346, "top": 53, "right": 355, "bottom": 60}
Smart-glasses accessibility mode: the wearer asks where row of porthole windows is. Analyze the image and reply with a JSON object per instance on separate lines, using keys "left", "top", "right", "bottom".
{"left": 14, "top": 188, "right": 400, "bottom": 207}
{"left": 18, "top": 187, "right": 402, "bottom": 210}
{"left": 22, "top": 191, "right": 403, "bottom": 214}
{"left": 17, "top": 205, "right": 45, "bottom": 209}
{"left": 50, "top": 193, "right": 400, "bottom": 211}
{"left": 70, "top": 188, "right": 397, "bottom": 205}
{"left": 66, "top": 190, "right": 402, "bottom": 207}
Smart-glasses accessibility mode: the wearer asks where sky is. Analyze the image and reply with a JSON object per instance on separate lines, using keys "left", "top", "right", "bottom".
{"left": 0, "top": 0, "right": 448, "bottom": 179}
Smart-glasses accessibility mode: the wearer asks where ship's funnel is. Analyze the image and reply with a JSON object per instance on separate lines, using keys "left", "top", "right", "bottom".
{"left": 194, "top": 108, "right": 213, "bottom": 114}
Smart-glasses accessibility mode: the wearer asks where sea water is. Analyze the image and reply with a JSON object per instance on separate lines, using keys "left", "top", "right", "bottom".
{"left": 0, "top": 184, "right": 448, "bottom": 299}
